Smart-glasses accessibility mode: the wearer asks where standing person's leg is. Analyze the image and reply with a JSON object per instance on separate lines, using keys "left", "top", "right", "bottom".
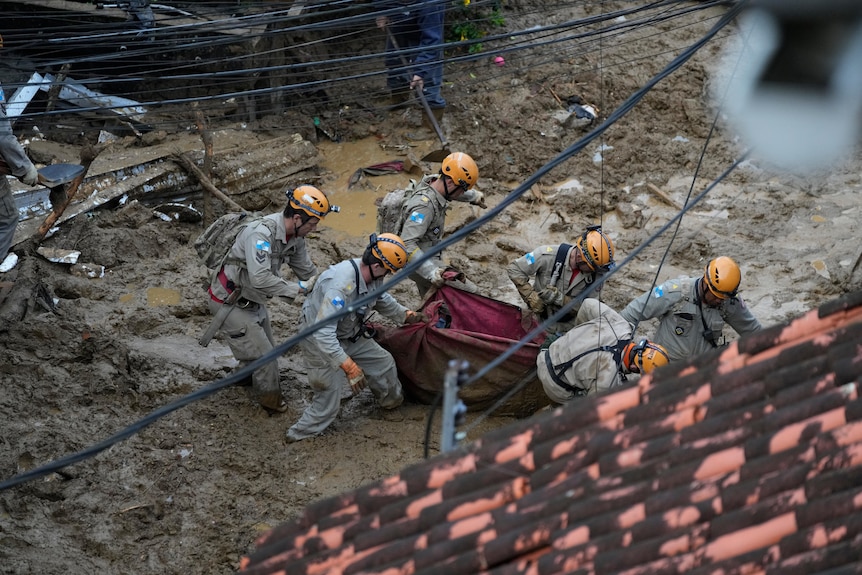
{"left": 287, "top": 338, "right": 344, "bottom": 442}
{"left": 384, "top": 21, "right": 414, "bottom": 95}
{"left": 422, "top": 51, "right": 446, "bottom": 110}
{"left": 414, "top": 4, "right": 446, "bottom": 110}
{"left": 0, "top": 180, "right": 19, "bottom": 263}
{"left": 346, "top": 337, "right": 403, "bottom": 409}
{"left": 208, "top": 300, "right": 285, "bottom": 412}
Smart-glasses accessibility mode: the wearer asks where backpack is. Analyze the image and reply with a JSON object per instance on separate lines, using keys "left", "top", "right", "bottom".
{"left": 376, "top": 188, "right": 408, "bottom": 235}
{"left": 376, "top": 179, "right": 422, "bottom": 235}
{"left": 193, "top": 211, "right": 276, "bottom": 269}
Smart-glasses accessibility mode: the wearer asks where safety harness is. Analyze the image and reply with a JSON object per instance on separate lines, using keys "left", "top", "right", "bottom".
{"left": 543, "top": 243, "right": 594, "bottom": 322}
{"left": 543, "top": 339, "right": 630, "bottom": 396}
{"left": 347, "top": 259, "right": 377, "bottom": 342}
{"left": 548, "top": 243, "right": 572, "bottom": 286}
{"left": 694, "top": 279, "right": 719, "bottom": 348}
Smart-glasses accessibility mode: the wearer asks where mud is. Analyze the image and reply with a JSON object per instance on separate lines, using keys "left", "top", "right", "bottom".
{"left": 1, "top": 3, "right": 860, "bottom": 574}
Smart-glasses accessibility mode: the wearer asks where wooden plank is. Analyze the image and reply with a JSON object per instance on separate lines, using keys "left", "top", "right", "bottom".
{"left": 646, "top": 183, "right": 682, "bottom": 211}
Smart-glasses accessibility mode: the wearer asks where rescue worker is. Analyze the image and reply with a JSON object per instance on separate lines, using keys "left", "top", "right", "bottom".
{"left": 206, "top": 186, "right": 337, "bottom": 414}
{"left": 536, "top": 298, "right": 669, "bottom": 403}
{"left": 287, "top": 233, "right": 428, "bottom": 442}
{"left": 620, "top": 256, "right": 762, "bottom": 362}
{"left": 0, "top": 82, "right": 40, "bottom": 270}
{"left": 375, "top": 0, "right": 447, "bottom": 120}
{"left": 508, "top": 225, "right": 616, "bottom": 335}
{"left": 385, "top": 151, "right": 486, "bottom": 296}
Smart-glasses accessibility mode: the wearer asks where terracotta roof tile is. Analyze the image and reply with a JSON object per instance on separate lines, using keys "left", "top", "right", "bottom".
{"left": 239, "top": 291, "right": 862, "bottom": 575}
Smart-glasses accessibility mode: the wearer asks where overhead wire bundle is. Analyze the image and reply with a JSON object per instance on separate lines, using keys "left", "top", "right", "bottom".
{"left": 2, "top": 0, "right": 729, "bottom": 133}
{"left": 0, "top": 0, "right": 748, "bottom": 489}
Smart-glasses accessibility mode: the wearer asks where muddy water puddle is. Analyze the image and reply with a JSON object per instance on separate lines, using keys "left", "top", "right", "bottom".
{"left": 118, "top": 286, "right": 182, "bottom": 307}
{"left": 316, "top": 138, "right": 423, "bottom": 238}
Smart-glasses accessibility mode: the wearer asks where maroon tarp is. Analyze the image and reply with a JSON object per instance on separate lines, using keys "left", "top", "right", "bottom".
{"left": 374, "top": 286, "right": 549, "bottom": 417}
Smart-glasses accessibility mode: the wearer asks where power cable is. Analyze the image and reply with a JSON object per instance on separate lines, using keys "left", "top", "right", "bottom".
{"left": 1, "top": 2, "right": 730, "bottom": 139}
{"left": 626, "top": 4, "right": 753, "bottom": 338}
{"left": 0, "top": 1, "right": 743, "bottom": 489}
{"left": 5, "top": 2, "right": 713, "bottom": 83}
{"left": 1, "top": 3, "right": 728, "bottom": 125}
{"left": 462, "top": 151, "right": 750, "bottom": 437}
{"left": 449, "top": 2, "right": 748, "bottom": 437}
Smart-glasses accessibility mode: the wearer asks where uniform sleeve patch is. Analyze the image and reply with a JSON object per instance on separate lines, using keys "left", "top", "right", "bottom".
{"left": 255, "top": 240, "right": 271, "bottom": 253}
{"left": 409, "top": 211, "right": 425, "bottom": 224}
{"left": 525, "top": 252, "right": 536, "bottom": 264}
{"left": 331, "top": 296, "right": 345, "bottom": 309}
{"left": 653, "top": 286, "right": 664, "bottom": 298}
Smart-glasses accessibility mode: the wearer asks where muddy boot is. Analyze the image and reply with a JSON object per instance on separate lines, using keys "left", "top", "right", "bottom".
{"left": 422, "top": 107, "right": 445, "bottom": 131}
{"left": 387, "top": 89, "right": 412, "bottom": 109}
{"left": 259, "top": 392, "right": 288, "bottom": 415}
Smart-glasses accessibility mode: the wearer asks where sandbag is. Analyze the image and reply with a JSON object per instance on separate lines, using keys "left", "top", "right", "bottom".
{"left": 374, "top": 286, "right": 549, "bottom": 418}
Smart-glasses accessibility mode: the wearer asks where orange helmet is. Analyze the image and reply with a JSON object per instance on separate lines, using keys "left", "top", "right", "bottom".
{"left": 368, "top": 233, "right": 408, "bottom": 273}
{"left": 703, "top": 256, "right": 741, "bottom": 299}
{"left": 623, "top": 339, "right": 670, "bottom": 374}
{"left": 440, "top": 152, "right": 479, "bottom": 190}
{"left": 287, "top": 186, "right": 339, "bottom": 219}
{"left": 577, "top": 226, "right": 615, "bottom": 272}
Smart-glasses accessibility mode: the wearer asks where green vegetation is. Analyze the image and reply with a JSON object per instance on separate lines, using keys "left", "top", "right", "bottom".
{"left": 446, "top": 0, "right": 506, "bottom": 54}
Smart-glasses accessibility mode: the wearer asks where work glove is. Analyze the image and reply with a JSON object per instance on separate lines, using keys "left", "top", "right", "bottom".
{"left": 430, "top": 266, "right": 467, "bottom": 287}
{"left": 340, "top": 357, "right": 367, "bottom": 395}
{"left": 297, "top": 274, "right": 317, "bottom": 294}
{"left": 404, "top": 310, "right": 429, "bottom": 324}
{"left": 512, "top": 277, "right": 534, "bottom": 301}
{"left": 470, "top": 191, "right": 487, "bottom": 209}
{"left": 526, "top": 291, "right": 545, "bottom": 314}
{"left": 21, "top": 164, "right": 39, "bottom": 186}
{"left": 429, "top": 267, "right": 446, "bottom": 287}
{"left": 539, "top": 287, "right": 565, "bottom": 307}
{"left": 442, "top": 267, "right": 465, "bottom": 282}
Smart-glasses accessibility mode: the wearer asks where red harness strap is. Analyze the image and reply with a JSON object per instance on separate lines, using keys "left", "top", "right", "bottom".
{"left": 208, "top": 268, "right": 234, "bottom": 304}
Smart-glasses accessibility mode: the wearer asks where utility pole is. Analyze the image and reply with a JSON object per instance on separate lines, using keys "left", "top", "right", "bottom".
{"left": 440, "top": 359, "right": 468, "bottom": 453}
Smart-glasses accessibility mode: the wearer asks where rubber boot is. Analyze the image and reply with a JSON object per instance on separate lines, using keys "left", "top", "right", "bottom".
{"left": 422, "top": 107, "right": 444, "bottom": 131}
{"left": 387, "top": 89, "right": 412, "bottom": 109}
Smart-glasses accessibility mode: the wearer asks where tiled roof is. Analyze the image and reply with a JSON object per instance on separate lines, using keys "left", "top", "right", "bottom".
{"left": 239, "top": 290, "right": 862, "bottom": 575}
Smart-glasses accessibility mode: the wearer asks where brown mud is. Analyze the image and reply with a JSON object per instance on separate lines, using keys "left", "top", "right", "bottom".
{"left": 1, "top": 3, "right": 860, "bottom": 574}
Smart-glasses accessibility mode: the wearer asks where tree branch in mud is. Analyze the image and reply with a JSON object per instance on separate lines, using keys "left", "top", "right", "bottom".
{"left": 173, "top": 152, "right": 244, "bottom": 215}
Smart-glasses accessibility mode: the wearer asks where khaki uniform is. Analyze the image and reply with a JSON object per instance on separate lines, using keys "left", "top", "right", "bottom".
{"left": 620, "top": 276, "right": 761, "bottom": 362}
{"left": 507, "top": 244, "right": 605, "bottom": 334}
{"left": 395, "top": 175, "right": 480, "bottom": 294}
{"left": 536, "top": 299, "right": 633, "bottom": 403}
{"left": 0, "top": 93, "right": 37, "bottom": 262}
{"left": 207, "top": 212, "right": 317, "bottom": 410}
{"left": 288, "top": 258, "right": 409, "bottom": 441}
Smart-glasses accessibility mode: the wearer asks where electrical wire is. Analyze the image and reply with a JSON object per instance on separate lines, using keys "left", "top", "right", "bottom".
{"left": 626, "top": 8, "right": 753, "bottom": 338}
{"left": 0, "top": 1, "right": 744, "bottom": 490}
{"left": 2, "top": 1, "right": 730, "bottom": 133}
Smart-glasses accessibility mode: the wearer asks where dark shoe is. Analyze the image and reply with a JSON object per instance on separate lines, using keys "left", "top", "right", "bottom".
{"left": 261, "top": 396, "right": 289, "bottom": 415}
{"left": 422, "top": 107, "right": 444, "bottom": 130}
{"left": 234, "top": 373, "right": 253, "bottom": 387}
{"left": 387, "top": 89, "right": 412, "bottom": 109}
